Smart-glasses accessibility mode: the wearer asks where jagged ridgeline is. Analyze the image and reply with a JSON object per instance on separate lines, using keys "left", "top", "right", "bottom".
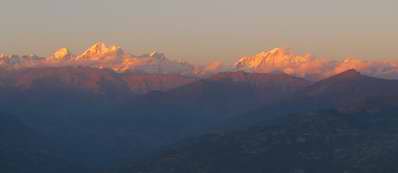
{"left": 2, "top": 45, "right": 398, "bottom": 80}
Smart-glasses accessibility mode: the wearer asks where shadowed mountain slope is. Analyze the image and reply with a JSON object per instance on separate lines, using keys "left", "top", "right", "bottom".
{"left": 0, "top": 68, "right": 310, "bottom": 168}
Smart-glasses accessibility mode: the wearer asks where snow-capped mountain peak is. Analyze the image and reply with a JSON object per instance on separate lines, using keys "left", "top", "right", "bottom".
{"left": 48, "top": 48, "right": 72, "bottom": 61}
{"left": 76, "top": 42, "right": 124, "bottom": 61}
{"left": 235, "top": 48, "right": 312, "bottom": 71}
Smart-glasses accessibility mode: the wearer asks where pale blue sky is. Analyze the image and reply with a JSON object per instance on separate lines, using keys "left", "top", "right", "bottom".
{"left": 0, "top": 0, "right": 397, "bottom": 64}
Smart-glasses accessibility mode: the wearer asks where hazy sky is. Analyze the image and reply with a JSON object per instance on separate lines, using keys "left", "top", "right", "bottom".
{"left": 0, "top": 0, "right": 397, "bottom": 64}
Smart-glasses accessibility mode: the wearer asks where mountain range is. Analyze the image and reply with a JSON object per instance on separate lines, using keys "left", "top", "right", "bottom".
{"left": 1, "top": 46, "right": 398, "bottom": 173}
{"left": 1, "top": 43, "right": 398, "bottom": 80}
{"left": 236, "top": 48, "right": 398, "bottom": 80}
{"left": 0, "top": 42, "right": 219, "bottom": 76}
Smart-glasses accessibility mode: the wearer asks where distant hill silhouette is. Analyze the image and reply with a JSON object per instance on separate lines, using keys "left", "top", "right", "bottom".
{"left": 1, "top": 67, "right": 398, "bottom": 172}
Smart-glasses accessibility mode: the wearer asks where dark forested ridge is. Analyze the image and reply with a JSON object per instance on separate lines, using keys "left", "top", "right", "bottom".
{"left": 122, "top": 109, "right": 398, "bottom": 173}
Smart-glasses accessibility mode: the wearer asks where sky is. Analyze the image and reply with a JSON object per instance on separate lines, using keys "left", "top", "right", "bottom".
{"left": 0, "top": 0, "right": 397, "bottom": 64}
